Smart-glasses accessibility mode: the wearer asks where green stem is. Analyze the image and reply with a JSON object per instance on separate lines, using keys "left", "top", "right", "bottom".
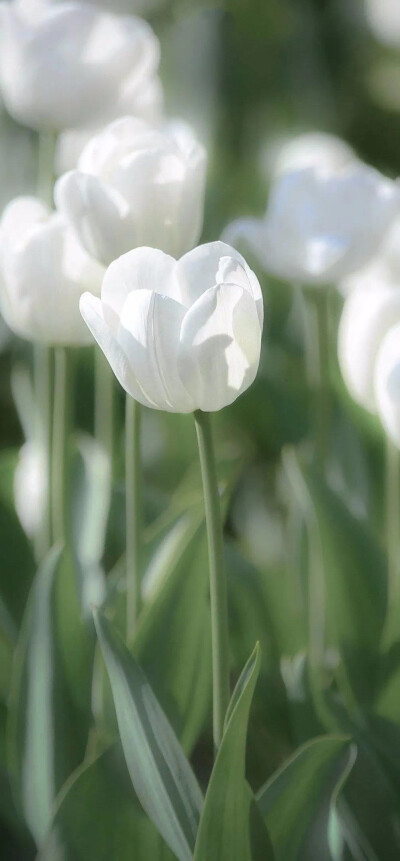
{"left": 94, "top": 349, "right": 114, "bottom": 464}
{"left": 384, "top": 438, "right": 400, "bottom": 639}
{"left": 194, "top": 410, "right": 230, "bottom": 750}
{"left": 125, "top": 397, "right": 143, "bottom": 642}
{"left": 37, "top": 131, "right": 57, "bottom": 207}
{"left": 51, "top": 348, "right": 73, "bottom": 545}
{"left": 33, "top": 345, "right": 53, "bottom": 559}
{"left": 303, "top": 287, "right": 331, "bottom": 471}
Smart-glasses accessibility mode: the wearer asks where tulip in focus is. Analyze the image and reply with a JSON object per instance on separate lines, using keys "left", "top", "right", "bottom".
{"left": 80, "top": 242, "right": 263, "bottom": 412}
{"left": 222, "top": 165, "right": 400, "bottom": 285}
{"left": 0, "top": 197, "right": 104, "bottom": 345}
{"left": 56, "top": 118, "right": 207, "bottom": 266}
{"left": 338, "top": 284, "right": 400, "bottom": 413}
{"left": 0, "top": 0, "right": 162, "bottom": 132}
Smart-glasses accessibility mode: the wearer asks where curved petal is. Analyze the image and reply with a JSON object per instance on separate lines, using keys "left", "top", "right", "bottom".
{"left": 178, "top": 282, "right": 262, "bottom": 412}
{"left": 55, "top": 170, "right": 132, "bottom": 266}
{"left": 175, "top": 241, "right": 262, "bottom": 313}
{"left": 338, "top": 285, "right": 400, "bottom": 412}
{"left": 375, "top": 323, "right": 400, "bottom": 447}
{"left": 117, "top": 289, "right": 193, "bottom": 412}
{"left": 101, "top": 246, "right": 178, "bottom": 331}
{"left": 79, "top": 293, "right": 153, "bottom": 408}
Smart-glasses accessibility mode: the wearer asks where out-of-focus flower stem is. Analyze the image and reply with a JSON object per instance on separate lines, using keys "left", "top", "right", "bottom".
{"left": 384, "top": 437, "right": 400, "bottom": 642}
{"left": 51, "top": 347, "right": 73, "bottom": 544}
{"left": 303, "top": 286, "right": 331, "bottom": 471}
{"left": 34, "top": 131, "right": 58, "bottom": 557}
{"left": 34, "top": 343, "right": 52, "bottom": 559}
{"left": 194, "top": 409, "right": 230, "bottom": 752}
{"left": 125, "top": 396, "right": 143, "bottom": 642}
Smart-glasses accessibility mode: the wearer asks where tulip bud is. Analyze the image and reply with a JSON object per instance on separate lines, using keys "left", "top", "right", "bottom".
{"left": 55, "top": 118, "right": 207, "bottom": 267}
{"left": 375, "top": 323, "right": 400, "bottom": 446}
{"left": 338, "top": 284, "right": 400, "bottom": 412}
{"left": 0, "top": 196, "right": 104, "bottom": 345}
{"left": 222, "top": 165, "right": 400, "bottom": 285}
{"left": 0, "top": 0, "right": 162, "bottom": 132}
{"left": 80, "top": 242, "right": 264, "bottom": 413}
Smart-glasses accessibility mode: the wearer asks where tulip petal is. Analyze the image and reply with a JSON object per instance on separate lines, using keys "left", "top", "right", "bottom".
{"left": 178, "top": 283, "right": 262, "bottom": 412}
{"left": 101, "top": 247, "right": 178, "bottom": 331}
{"left": 79, "top": 293, "right": 154, "bottom": 408}
{"left": 55, "top": 170, "right": 132, "bottom": 266}
{"left": 375, "top": 323, "right": 400, "bottom": 447}
{"left": 175, "top": 241, "right": 262, "bottom": 313}
{"left": 118, "top": 289, "right": 194, "bottom": 412}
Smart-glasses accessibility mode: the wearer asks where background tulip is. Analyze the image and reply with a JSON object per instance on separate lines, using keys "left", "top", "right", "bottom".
{"left": 338, "top": 284, "right": 400, "bottom": 412}
{"left": 0, "top": 0, "right": 161, "bottom": 131}
{"left": 80, "top": 241, "right": 263, "bottom": 412}
{"left": 0, "top": 196, "right": 104, "bottom": 345}
{"left": 265, "top": 131, "right": 357, "bottom": 180}
{"left": 222, "top": 164, "right": 400, "bottom": 285}
{"left": 14, "top": 441, "right": 47, "bottom": 538}
{"left": 375, "top": 323, "right": 400, "bottom": 446}
{"left": 55, "top": 117, "right": 207, "bottom": 266}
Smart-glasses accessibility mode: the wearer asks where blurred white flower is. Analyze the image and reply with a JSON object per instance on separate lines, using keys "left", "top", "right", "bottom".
{"left": 365, "top": 0, "right": 400, "bottom": 47}
{"left": 0, "top": 0, "right": 162, "bottom": 131}
{"left": 265, "top": 132, "right": 357, "bottom": 179}
{"left": 375, "top": 324, "right": 400, "bottom": 446}
{"left": 14, "top": 441, "right": 46, "bottom": 538}
{"left": 341, "top": 216, "right": 400, "bottom": 296}
{"left": 0, "top": 196, "right": 104, "bottom": 345}
{"left": 80, "top": 241, "right": 263, "bottom": 413}
{"left": 55, "top": 117, "right": 207, "bottom": 266}
{"left": 338, "top": 283, "right": 400, "bottom": 412}
{"left": 222, "top": 165, "right": 400, "bottom": 286}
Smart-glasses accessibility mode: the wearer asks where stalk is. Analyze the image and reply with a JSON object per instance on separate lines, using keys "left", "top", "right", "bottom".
{"left": 51, "top": 348, "right": 73, "bottom": 544}
{"left": 303, "top": 287, "right": 331, "bottom": 471}
{"left": 33, "top": 344, "right": 53, "bottom": 558}
{"left": 194, "top": 410, "right": 230, "bottom": 750}
{"left": 125, "top": 397, "right": 143, "bottom": 642}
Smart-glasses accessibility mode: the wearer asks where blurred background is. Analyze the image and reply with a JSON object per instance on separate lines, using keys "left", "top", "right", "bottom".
{"left": 1, "top": 0, "right": 400, "bottom": 858}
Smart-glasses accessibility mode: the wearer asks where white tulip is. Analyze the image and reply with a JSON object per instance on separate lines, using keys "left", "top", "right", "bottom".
{"left": 14, "top": 441, "right": 47, "bottom": 538}
{"left": 55, "top": 117, "right": 207, "bottom": 266}
{"left": 80, "top": 242, "right": 263, "bottom": 413}
{"left": 338, "top": 283, "right": 400, "bottom": 412}
{"left": 341, "top": 216, "right": 400, "bottom": 296}
{"left": 222, "top": 165, "right": 400, "bottom": 286}
{"left": 365, "top": 0, "right": 400, "bottom": 47}
{"left": 265, "top": 132, "right": 357, "bottom": 179}
{"left": 0, "top": 0, "right": 161, "bottom": 131}
{"left": 0, "top": 196, "right": 104, "bottom": 345}
{"left": 375, "top": 324, "right": 400, "bottom": 446}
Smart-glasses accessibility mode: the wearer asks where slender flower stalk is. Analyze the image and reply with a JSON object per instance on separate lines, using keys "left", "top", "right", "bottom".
{"left": 302, "top": 287, "right": 331, "bottom": 470}
{"left": 385, "top": 437, "right": 400, "bottom": 611}
{"left": 125, "top": 396, "right": 143, "bottom": 642}
{"left": 194, "top": 410, "right": 230, "bottom": 751}
{"left": 51, "top": 347, "right": 73, "bottom": 544}
{"left": 94, "top": 349, "right": 114, "bottom": 469}
{"left": 33, "top": 131, "right": 57, "bottom": 556}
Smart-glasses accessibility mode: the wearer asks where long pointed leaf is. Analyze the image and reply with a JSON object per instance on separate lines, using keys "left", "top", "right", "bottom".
{"left": 94, "top": 610, "right": 203, "bottom": 861}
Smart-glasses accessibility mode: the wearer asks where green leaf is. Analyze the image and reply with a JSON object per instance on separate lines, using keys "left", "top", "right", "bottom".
{"left": 257, "top": 736, "right": 354, "bottom": 860}
{"left": 38, "top": 744, "right": 176, "bottom": 861}
{"left": 283, "top": 450, "right": 387, "bottom": 707}
{"left": 7, "top": 547, "right": 88, "bottom": 846}
{"left": 194, "top": 644, "right": 274, "bottom": 861}
{"left": 94, "top": 610, "right": 203, "bottom": 861}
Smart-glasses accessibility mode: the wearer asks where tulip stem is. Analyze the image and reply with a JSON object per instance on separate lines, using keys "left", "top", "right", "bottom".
{"left": 37, "top": 131, "right": 57, "bottom": 208}
{"left": 52, "top": 347, "right": 73, "bottom": 545}
{"left": 33, "top": 344, "right": 53, "bottom": 558}
{"left": 194, "top": 410, "right": 230, "bottom": 751}
{"left": 303, "top": 287, "right": 331, "bottom": 471}
{"left": 94, "top": 348, "right": 114, "bottom": 469}
{"left": 386, "top": 437, "right": 400, "bottom": 617}
{"left": 125, "top": 397, "right": 143, "bottom": 642}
